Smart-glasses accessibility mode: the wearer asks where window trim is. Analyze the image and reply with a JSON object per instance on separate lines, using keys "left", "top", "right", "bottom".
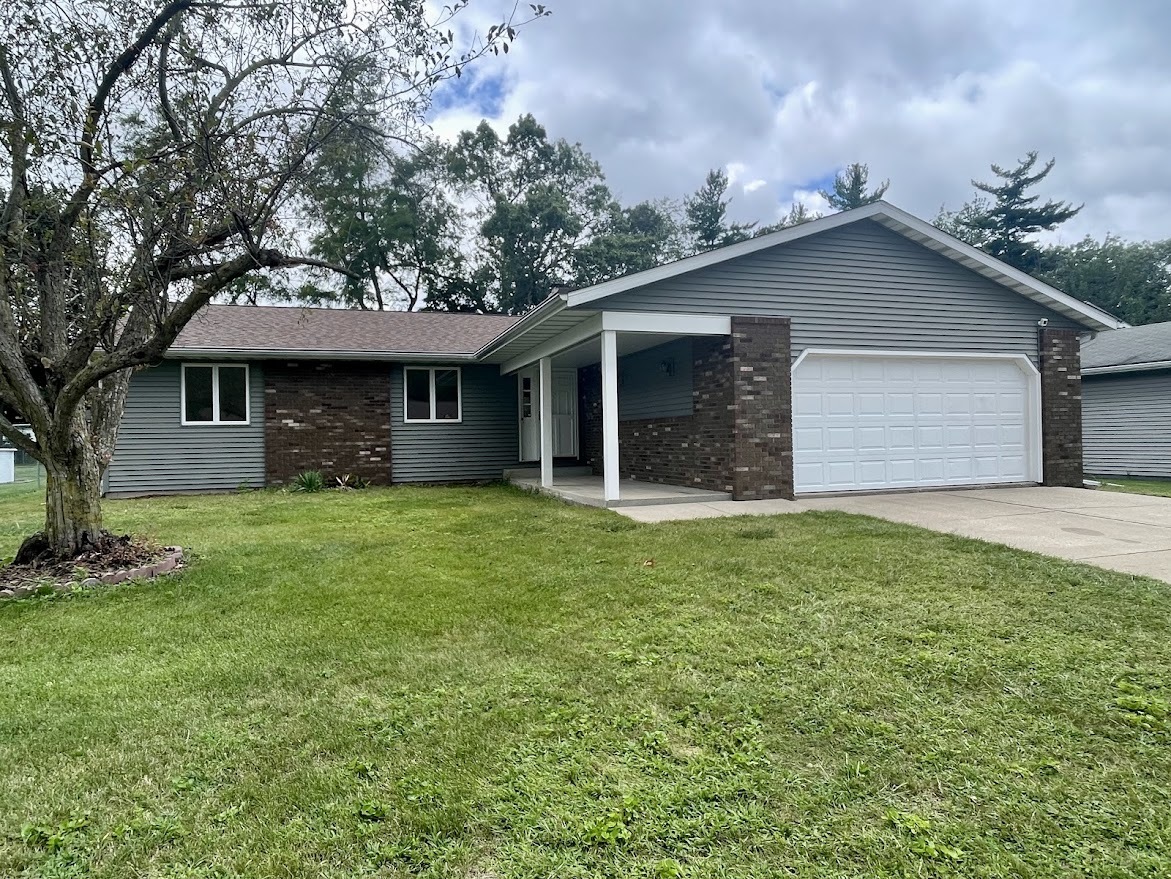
{"left": 180, "top": 363, "right": 251, "bottom": 426}
{"left": 403, "top": 366, "right": 463, "bottom": 424}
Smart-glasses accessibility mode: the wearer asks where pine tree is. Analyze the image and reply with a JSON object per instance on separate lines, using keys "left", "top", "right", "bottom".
{"left": 960, "top": 152, "right": 1082, "bottom": 274}
{"left": 819, "top": 163, "right": 889, "bottom": 211}
{"left": 684, "top": 169, "right": 755, "bottom": 252}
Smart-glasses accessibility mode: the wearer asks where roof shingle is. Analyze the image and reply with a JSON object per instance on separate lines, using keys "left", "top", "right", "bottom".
{"left": 170, "top": 305, "right": 519, "bottom": 357}
{"left": 1082, "top": 320, "right": 1171, "bottom": 370}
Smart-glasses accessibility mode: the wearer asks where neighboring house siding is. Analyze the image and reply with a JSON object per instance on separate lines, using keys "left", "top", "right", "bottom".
{"left": 389, "top": 364, "right": 517, "bottom": 483}
{"left": 619, "top": 338, "right": 694, "bottom": 421}
{"left": 1083, "top": 372, "right": 1171, "bottom": 477}
{"left": 107, "top": 361, "right": 265, "bottom": 495}
{"left": 599, "top": 220, "right": 1082, "bottom": 362}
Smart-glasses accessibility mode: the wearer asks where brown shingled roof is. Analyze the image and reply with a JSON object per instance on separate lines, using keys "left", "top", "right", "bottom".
{"left": 170, "top": 305, "right": 520, "bottom": 358}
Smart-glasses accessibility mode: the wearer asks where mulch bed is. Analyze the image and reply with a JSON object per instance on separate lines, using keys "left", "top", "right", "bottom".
{"left": 0, "top": 534, "right": 184, "bottom": 600}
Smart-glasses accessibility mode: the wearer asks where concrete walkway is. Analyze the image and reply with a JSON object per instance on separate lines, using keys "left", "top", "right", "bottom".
{"left": 616, "top": 486, "right": 1171, "bottom": 583}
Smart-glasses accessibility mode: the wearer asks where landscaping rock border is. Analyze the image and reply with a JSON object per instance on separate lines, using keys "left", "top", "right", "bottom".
{"left": 0, "top": 546, "right": 184, "bottom": 600}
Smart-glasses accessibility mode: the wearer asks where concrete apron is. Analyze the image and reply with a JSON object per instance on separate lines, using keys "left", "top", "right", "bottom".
{"left": 614, "top": 485, "right": 1171, "bottom": 584}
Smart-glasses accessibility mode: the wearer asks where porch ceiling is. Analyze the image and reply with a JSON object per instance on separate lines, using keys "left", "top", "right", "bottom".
{"left": 477, "top": 304, "right": 598, "bottom": 366}
{"left": 549, "top": 332, "right": 690, "bottom": 369}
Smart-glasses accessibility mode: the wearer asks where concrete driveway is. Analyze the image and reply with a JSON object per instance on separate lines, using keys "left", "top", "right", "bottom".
{"left": 618, "top": 486, "right": 1171, "bottom": 582}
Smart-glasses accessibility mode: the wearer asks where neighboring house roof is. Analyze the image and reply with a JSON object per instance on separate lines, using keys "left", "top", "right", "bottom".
{"left": 1082, "top": 320, "right": 1171, "bottom": 374}
{"left": 559, "top": 201, "right": 1126, "bottom": 333}
{"left": 170, "top": 305, "right": 520, "bottom": 360}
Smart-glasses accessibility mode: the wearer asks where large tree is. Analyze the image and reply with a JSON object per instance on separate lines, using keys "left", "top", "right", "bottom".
{"left": 444, "top": 114, "right": 613, "bottom": 314}
{"left": 818, "top": 162, "right": 889, "bottom": 211}
{"left": 0, "top": 0, "right": 542, "bottom": 560}
{"left": 942, "top": 152, "right": 1082, "bottom": 274}
{"left": 302, "top": 139, "right": 463, "bottom": 312}
{"left": 684, "top": 169, "right": 756, "bottom": 252}
{"left": 573, "top": 199, "right": 684, "bottom": 285}
{"left": 1042, "top": 236, "right": 1171, "bottom": 326}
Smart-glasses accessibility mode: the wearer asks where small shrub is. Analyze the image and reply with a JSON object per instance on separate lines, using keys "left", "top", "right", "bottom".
{"left": 292, "top": 471, "right": 325, "bottom": 493}
{"left": 335, "top": 473, "right": 370, "bottom": 490}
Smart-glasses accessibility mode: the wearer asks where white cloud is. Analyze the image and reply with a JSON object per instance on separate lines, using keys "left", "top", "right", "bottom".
{"left": 430, "top": 0, "right": 1171, "bottom": 241}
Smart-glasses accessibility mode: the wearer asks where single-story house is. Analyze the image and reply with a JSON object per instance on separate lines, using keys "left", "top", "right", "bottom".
{"left": 105, "top": 201, "right": 1124, "bottom": 503}
{"left": 1082, "top": 320, "right": 1171, "bottom": 479}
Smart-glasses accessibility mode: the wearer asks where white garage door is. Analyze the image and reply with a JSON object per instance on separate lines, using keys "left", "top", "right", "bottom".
{"left": 792, "top": 353, "right": 1037, "bottom": 494}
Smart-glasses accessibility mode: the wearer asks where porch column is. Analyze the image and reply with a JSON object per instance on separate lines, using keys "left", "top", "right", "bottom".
{"left": 601, "top": 329, "right": 620, "bottom": 503}
{"left": 539, "top": 356, "right": 554, "bottom": 488}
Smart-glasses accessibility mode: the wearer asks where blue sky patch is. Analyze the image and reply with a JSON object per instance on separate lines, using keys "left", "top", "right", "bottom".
{"left": 431, "top": 69, "right": 508, "bottom": 118}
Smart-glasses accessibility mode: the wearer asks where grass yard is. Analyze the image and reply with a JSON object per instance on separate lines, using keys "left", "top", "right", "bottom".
{"left": 1, "top": 482, "right": 1169, "bottom": 878}
{"left": 1096, "top": 476, "right": 1171, "bottom": 499}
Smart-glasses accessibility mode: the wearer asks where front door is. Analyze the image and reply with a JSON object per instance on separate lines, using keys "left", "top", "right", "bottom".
{"left": 518, "top": 368, "right": 578, "bottom": 461}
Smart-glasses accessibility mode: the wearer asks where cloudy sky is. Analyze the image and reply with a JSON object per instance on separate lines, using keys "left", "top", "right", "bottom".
{"left": 430, "top": 0, "right": 1171, "bottom": 243}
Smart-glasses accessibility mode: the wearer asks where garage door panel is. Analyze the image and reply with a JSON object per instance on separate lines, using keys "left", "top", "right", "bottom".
{"left": 918, "top": 426, "right": 944, "bottom": 449}
{"left": 793, "top": 427, "right": 824, "bottom": 452}
{"left": 826, "top": 461, "right": 857, "bottom": 486}
{"left": 889, "top": 459, "right": 917, "bottom": 482}
{"left": 827, "top": 393, "right": 854, "bottom": 416}
{"left": 793, "top": 353, "right": 1035, "bottom": 493}
{"left": 917, "top": 458, "right": 945, "bottom": 481}
{"left": 827, "top": 427, "right": 855, "bottom": 450}
{"left": 794, "top": 393, "right": 823, "bottom": 417}
{"left": 889, "top": 426, "right": 915, "bottom": 450}
{"left": 916, "top": 393, "right": 943, "bottom": 415}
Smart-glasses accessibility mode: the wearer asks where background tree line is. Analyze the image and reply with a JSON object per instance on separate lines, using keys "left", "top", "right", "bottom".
{"left": 286, "top": 110, "right": 1171, "bottom": 325}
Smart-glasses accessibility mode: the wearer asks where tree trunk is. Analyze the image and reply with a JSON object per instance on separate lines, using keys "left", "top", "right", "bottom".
{"left": 15, "top": 426, "right": 105, "bottom": 563}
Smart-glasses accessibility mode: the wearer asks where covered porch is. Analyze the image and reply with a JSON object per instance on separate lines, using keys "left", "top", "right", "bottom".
{"left": 478, "top": 294, "right": 794, "bottom": 508}
{"left": 505, "top": 467, "right": 731, "bottom": 508}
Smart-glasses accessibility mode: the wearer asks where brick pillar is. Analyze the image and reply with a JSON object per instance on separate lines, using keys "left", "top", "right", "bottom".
{"left": 1039, "top": 327, "right": 1083, "bottom": 487}
{"left": 730, "top": 316, "right": 794, "bottom": 500}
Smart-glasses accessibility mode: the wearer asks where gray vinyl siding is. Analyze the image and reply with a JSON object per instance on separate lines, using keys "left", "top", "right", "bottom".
{"left": 1084, "top": 371, "right": 1171, "bottom": 478}
{"left": 390, "top": 364, "right": 518, "bottom": 483}
{"left": 619, "top": 338, "right": 694, "bottom": 421}
{"left": 106, "top": 361, "right": 265, "bottom": 495}
{"left": 601, "top": 220, "right": 1082, "bottom": 363}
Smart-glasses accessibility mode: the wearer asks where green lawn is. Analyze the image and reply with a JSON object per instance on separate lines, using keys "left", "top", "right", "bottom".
{"left": 1096, "top": 476, "right": 1171, "bottom": 498}
{"left": 1, "top": 484, "right": 1169, "bottom": 878}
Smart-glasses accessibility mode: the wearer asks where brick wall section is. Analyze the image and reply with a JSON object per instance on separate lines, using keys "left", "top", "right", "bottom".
{"left": 1039, "top": 327, "right": 1084, "bottom": 487}
{"left": 579, "top": 338, "right": 736, "bottom": 492}
{"left": 730, "top": 316, "right": 794, "bottom": 500}
{"left": 579, "top": 363, "right": 603, "bottom": 477}
{"left": 264, "top": 361, "right": 391, "bottom": 486}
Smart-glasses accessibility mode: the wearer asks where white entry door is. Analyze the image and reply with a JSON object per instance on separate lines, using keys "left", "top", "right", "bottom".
{"left": 519, "top": 368, "right": 578, "bottom": 461}
{"left": 792, "top": 352, "right": 1038, "bottom": 494}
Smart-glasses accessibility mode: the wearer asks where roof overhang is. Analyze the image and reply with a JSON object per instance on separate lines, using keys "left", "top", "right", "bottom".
{"left": 167, "top": 348, "right": 479, "bottom": 362}
{"left": 1083, "top": 360, "right": 1171, "bottom": 376}
{"left": 563, "top": 202, "right": 1127, "bottom": 333}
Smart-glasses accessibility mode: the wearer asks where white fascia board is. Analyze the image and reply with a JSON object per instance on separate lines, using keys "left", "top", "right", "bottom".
{"left": 500, "top": 314, "right": 604, "bottom": 375}
{"left": 1083, "top": 360, "right": 1171, "bottom": 376}
{"left": 168, "top": 348, "right": 478, "bottom": 362}
{"left": 600, "top": 311, "right": 732, "bottom": 335}
{"left": 565, "top": 200, "right": 1127, "bottom": 333}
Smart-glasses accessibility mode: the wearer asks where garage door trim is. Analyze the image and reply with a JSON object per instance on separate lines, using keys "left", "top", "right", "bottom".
{"left": 790, "top": 348, "right": 1043, "bottom": 492}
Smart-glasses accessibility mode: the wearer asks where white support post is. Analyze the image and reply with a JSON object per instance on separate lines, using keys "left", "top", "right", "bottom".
{"left": 601, "top": 329, "right": 620, "bottom": 503}
{"left": 539, "top": 356, "right": 554, "bottom": 489}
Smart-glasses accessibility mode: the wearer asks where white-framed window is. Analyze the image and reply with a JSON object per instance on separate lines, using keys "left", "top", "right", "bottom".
{"left": 181, "top": 363, "right": 250, "bottom": 425}
{"left": 404, "top": 367, "right": 462, "bottom": 423}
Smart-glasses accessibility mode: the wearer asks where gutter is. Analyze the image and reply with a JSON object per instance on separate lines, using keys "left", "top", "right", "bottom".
{"left": 1082, "top": 360, "right": 1171, "bottom": 376}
